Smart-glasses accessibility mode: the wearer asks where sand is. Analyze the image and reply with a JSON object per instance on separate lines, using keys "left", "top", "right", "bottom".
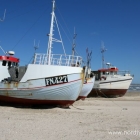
{"left": 0, "top": 92, "right": 140, "bottom": 140}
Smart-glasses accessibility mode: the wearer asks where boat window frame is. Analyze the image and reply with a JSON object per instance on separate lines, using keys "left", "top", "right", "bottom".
{"left": 2, "top": 60, "right": 7, "bottom": 66}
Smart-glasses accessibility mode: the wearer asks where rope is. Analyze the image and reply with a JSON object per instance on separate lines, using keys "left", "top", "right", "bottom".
{"left": 70, "top": 104, "right": 84, "bottom": 110}
{"left": 12, "top": 7, "right": 50, "bottom": 50}
{"left": 98, "top": 88, "right": 123, "bottom": 109}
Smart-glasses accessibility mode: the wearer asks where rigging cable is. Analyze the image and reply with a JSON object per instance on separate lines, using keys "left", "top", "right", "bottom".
{"left": 12, "top": 7, "right": 49, "bottom": 50}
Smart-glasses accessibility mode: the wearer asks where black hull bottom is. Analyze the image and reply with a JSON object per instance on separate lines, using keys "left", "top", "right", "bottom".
{"left": 88, "top": 89, "right": 127, "bottom": 98}
{"left": 0, "top": 95, "right": 75, "bottom": 107}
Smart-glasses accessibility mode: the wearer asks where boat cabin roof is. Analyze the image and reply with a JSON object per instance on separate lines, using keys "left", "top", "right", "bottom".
{"left": 98, "top": 67, "right": 118, "bottom": 72}
{"left": 0, "top": 55, "right": 19, "bottom": 63}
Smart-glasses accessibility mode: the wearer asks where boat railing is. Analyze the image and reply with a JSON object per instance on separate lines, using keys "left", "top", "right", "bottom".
{"left": 117, "top": 70, "right": 131, "bottom": 76}
{"left": 99, "top": 70, "right": 132, "bottom": 77}
{"left": 33, "top": 53, "right": 83, "bottom": 67}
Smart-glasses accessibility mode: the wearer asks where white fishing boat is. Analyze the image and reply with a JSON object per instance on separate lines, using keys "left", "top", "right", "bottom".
{"left": 77, "top": 72, "right": 95, "bottom": 100}
{"left": 0, "top": 0, "right": 85, "bottom": 106}
{"left": 88, "top": 65, "right": 133, "bottom": 98}
{"left": 88, "top": 46, "right": 133, "bottom": 98}
{"left": 77, "top": 49, "right": 95, "bottom": 100}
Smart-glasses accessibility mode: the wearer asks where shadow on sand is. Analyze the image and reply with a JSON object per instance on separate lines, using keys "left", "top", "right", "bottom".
{"left": 0, "top": 102, "right": 70, "bottom": 109}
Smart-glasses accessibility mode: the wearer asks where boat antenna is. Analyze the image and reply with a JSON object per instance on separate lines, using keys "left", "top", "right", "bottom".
{"left": 47, "top": 0, "right": 66, "bottom": 65}
{"left": 0, "top": 9, "right": 6, "bottom": 21}
{"left": 101, "top": 41, "right": 107, "bottom": 68}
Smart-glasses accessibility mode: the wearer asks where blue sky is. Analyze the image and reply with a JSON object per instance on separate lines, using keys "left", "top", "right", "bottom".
{"left": 0, "top": 0, "right": 140, "bottom": 83}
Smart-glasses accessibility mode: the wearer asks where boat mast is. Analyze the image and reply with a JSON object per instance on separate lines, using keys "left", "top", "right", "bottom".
{"left": 47, "top": 0, "right": 55, "bottom": 65}
{"left": 101, "top": 41, "right": 107, "bottom": 68}
{"left": 33, "top": 39, "right": 40, "bottom": 64}
{"left": 72, "top": 28, "right": 77, "bottom": 56}
{"left": 86, "top": 48, "right": 92, "bottom": 78}
{"left": 72, "top": 28, "right": 77, "bottom": 64}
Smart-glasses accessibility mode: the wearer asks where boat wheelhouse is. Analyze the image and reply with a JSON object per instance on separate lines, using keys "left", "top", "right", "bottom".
{"left": 0, "top": 51, "right": 20, "bottom": 81}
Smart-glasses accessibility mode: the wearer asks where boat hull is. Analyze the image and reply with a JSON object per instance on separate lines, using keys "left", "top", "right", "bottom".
{"left": 77, "top": 76, "right": 95, "bottom": 100}
{"left": 0, "top": 79, "right": 82, "bottom": 106}
{"left": 0, "top": 64, "right": 84, "bottom": 106}
{"left": 88, "top": 77, "right": 133, "bottom": 98}
{"left": 88, "top": 89, "right": 127, "bottom": 98}
{"left": 0, "top": 95, "right": 75, "bottom": 106}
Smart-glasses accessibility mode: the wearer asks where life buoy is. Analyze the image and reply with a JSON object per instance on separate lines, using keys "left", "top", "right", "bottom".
{"left": 100, "top": 76, "right": 106, "bottom": 80}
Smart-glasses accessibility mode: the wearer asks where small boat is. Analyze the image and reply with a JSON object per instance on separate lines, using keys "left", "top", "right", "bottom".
{"left": 88, "top": 45, "right": 133, "bottom": 98}
{"left": 77, "top": 49, "right": 95, "bottom": 100}
{"left": 77, "top": 72, "right": 95, "bottom": 100}
{"left": 0, "top": 0, "right": 85, "bottom": 107}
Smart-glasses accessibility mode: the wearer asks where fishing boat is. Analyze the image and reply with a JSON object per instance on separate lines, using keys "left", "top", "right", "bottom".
{"left": 0, "top": 0, "right": 85, "bottom": 106}
{"left": 88, "top": 46, "right": 133, "bottom": 98}
{"left": 88, "top": 65, "right": 133, "bottom": 98}
{"left": 77, "top": 71, "right": 95, "bottom": 100}
{"left": 77, "top": 49, "right": 95, "bottom": 100}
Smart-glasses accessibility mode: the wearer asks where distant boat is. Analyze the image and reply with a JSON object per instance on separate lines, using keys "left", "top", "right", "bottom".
{"left": 88, "top": 45, "right": 133, "bottom": 98}
{"left": 0, "top": 0, "right": 85, "bottom": 107}
{"left": 88, "top": 66, "right": 133, "bottom": 98}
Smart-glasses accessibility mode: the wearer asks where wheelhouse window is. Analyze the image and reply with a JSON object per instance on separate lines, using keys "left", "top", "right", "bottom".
{"left": 105, "top": 72, "right": 109, "bottom": 75}
{"left": 2, "top": 60, "right": 7, "bottom": 66}
{"left": 102, "top": 72, "right": 105, "bottom": 75}
{"left": 8, "top": 61, "right": 11, "bottom": 67}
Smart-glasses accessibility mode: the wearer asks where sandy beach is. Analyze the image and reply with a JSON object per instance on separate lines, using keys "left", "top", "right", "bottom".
{"left": 0, "top": 92, "right": 140, "bottom": 140}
